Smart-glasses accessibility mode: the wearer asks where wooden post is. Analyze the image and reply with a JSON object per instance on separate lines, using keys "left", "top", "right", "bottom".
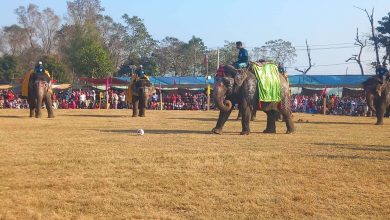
{"left": 207, "top": 84, "right": 210, "bottom": 111}
{"left": 159, "top": 88, "right": 163, "bottom": 110}
{"left": 322, "top": 96, "right": 327, "bottom": 115}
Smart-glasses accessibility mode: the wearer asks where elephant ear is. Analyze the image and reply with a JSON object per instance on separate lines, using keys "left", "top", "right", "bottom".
{"left": 223, "top": 64, "right": 247, "bottom": 87}
{"left": 234, "top": 69, "right": 247, "bottom": 87}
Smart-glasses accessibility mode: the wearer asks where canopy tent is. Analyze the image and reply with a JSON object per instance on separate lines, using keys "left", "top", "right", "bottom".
{"left": 288, "top": 75, "right": 372, "bottom": 88}
{"left": 115, "top": 76, "right": 213, "bottom": 89}
{"left": 78, "top": 75, "right": 373, "bottom": 90}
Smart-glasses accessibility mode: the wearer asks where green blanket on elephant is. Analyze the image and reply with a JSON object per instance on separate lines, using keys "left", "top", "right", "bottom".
{"left": 252, "top": 63, "right": 281, "bottom": 102}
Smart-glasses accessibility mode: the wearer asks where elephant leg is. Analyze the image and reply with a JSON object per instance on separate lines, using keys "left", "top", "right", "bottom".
{"left": 264, "top": 111, "right": 277, "bottom": 133}
{"left": 237, "top": 108, "right": 242, "bottom": 120}
{"left": 35, "top": 97, "right": 43, "bottom": 118}
{"left": 251, "top": 107, "right": 257, "bottom": 121}
{"left": 281, "top": 110, "right": 295, "bottom": 134}
{"left": 44, "top": 94, "right": 55, "bottom": 118}
{"left": 212, "top": 108, "right": 233, "bottom": 135}
{"left": 138, "top": 95, "right": 146, "bottom": 117}
{"left": 132, "top": 96, "right": 138, "bottom": 117}
{"left": 240, "top": 100, "right": 251, "bottom": 135}
{"left": 28, "top": 99, "right": 35, "bottom": 117}
{"left": 375, "top": 102, "right": 385, "bottom": 125}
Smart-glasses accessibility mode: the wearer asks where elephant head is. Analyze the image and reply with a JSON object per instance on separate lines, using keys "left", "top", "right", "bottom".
{"left": 213, "top": 65, "right": 248, "bottom": 112}
{"left": 135, "top": 79, "right": 155, "bottom": 107}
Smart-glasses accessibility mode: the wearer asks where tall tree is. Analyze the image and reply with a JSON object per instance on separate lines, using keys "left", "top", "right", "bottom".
{"left": 250, "top": 47, "right": 268, "bottom": 62}
{"left": 355, "top": 7, "right": 381, "bottom": 68}
{"left": 377, "top": 12, "right": 390, "bottom": 66}
{"left": 41, "top": 55, "right": 70, "bottom": 83}
{"left": 36, "top": 8, "right": 61, "bottom": 55}
{"left": 1, "top": 25, "right": 29, "bottom": 56}
{"left": 97, "top": 15, "right": 128, "bottom": 69}
{"left": 74, "top": 40, "right": 114, "bottom": 78}
{"left": 15, "top": 4, "right": 40, "bottom": 49}
{"left": 295, "top": 40, "right": 313, "bottom": 75}
{"left": 66, "top": 0, "right": 104, "bottom": 26}
{"left": 155, "top": 37, "right": 185, "bottom": 76}
{"left": 346, "top": 29, "right": 366, "bottom": 75}
{"left": 122, "top": 14, "right": 156, "bottom": 61}
{"left": 263, "top": 39, "right": 297, "bottom": 65}
{"left": 0, "top": 55, "right": 18, "bottom": 83}
{"left": 219, "top": 41, "right": 237, "bottom": 65}
{"left": 182, "top": 36, "right": 207, "bottom": 76}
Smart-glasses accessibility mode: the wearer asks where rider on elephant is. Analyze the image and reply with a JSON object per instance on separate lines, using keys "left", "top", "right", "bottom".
{"left": 21, "top": 61, "right": 51, "bottom": 97}
{"left": 375, "top": 64, "right": 389, "bottom": 95}
{"left": 233, "top": 41, "right": 249, "bottom": 69}
{"left": 127, "top": 65, "right": 149, "bottom": 104}
{"left": 135, "top": 65, "right": 146, "bottom": 79}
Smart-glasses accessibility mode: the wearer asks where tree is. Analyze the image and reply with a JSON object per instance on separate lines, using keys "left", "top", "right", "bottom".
{"left": 346, "top": 28, "right": 367, "bottom": 75}
{"left": 295, "top": 40, "right": 313, "bottom": 75}
{"left": 15, "top": 4, "right": 40, "bottom": 49}
{"left": 66, "top": 0, "right": 104, "bottom": 26}
{"left": 219, "top": 41, "right": 237, "bottom": 65}
{"left": 263, "top": 39, "right": 297, "bottom": 65}
{"left": 0, "top": 55, "right": 18, "bottom": 83}
{"left": 76, "top": 41, "right": 113, "bottom": 78}
{"left": 155, "top": 37, "right": 185, "bottom": 76}
{"left": 36, "top": 8, "right": 61, "bottom": 55}
{"left": 377, "top": 12, "right": 390, "bottom": 66}
{"left": 1, "top": 25, "right": 29, "bottom": 56}
{"left": 182, "top": 36, "right": 207, "bottom": 76}
{"left": 41, "top": 55, "right": 70, "bottom": 83}
{"left": 122, "top": 14, "right": 156, "bottom": 60}
{"left": 354, "top": 6, "right": 381, "bottom": 68}
{"left": 250, "top": 47, "right": 268, "bottom": 62}
{"left": 97, "top": 15, "right": 128, "bottom": 69}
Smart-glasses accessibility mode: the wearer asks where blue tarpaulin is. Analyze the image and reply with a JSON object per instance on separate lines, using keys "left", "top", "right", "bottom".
{"left": 114, "top": 74, "right": 373, "bottom": 88}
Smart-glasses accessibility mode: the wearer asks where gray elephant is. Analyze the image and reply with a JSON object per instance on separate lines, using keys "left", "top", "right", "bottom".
{"left": 131, "top": 79, "right": 155, "bottom": 117}
{"left": 212, "top": 64, "right": 294, "bottom": 135}
{"left": 28, "top": 73, "right": 54, "bottom": 118}
{"left": 363, "top": 76, "right": 390, "bottom": 125}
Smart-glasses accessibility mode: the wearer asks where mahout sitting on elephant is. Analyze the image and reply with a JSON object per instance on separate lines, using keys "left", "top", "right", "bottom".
{"left": 212, "top": 62, "right": 294, "bottom": 135}
{"left": 128, "top": 77, "right": 155, "bottom": 117}
{"left": 27, "top": 68, "right": 55, "bottom": 118}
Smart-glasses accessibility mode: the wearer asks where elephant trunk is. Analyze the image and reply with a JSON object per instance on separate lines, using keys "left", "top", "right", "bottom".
{"left": 35, "top": 81, "right": 45, "bottom": 118}
{"left": 213, "top": 81, "right": 232, "bottom": 112}
{"left": 366, "top": 90, "right": 376, "bottom": 112}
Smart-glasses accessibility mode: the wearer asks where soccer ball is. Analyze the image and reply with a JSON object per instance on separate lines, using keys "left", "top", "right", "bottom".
{"left": 136, "top": 129, "right": 144, "bottom": 135}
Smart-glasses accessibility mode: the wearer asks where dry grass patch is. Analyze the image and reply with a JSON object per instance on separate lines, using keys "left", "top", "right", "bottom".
{"left": 0, "top": 109, "right": 389, "bottom": 219}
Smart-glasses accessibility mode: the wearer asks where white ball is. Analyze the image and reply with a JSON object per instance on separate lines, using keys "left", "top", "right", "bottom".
{"left": 136, "top": 129, "right": 144, "bottom": 135}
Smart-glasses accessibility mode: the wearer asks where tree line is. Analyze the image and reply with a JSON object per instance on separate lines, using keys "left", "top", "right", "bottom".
{"left": 1, "top": 0, "right": 388, "bottom": 83}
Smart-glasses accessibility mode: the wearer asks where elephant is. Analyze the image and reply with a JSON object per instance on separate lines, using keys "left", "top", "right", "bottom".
{"left": 212, "top": 64, "right": 295, "bottom": 135}
{"left": 28, "top": 73, "right": 54, "bottom": 118}
{"left": 363, "top": 76, "right": 390, "bottom": 125}
{"left": 131, "top": 78, "right": 155, "bottom": 117}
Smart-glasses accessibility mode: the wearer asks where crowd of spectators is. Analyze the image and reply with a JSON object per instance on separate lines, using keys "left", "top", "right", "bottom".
{"left": 291, "top": 93, "right": 370, "bottom": 116}
{"left": 0, "top": 89, "right": 210, "bottom": 111}
{"left": 0, "top": 89, "right": 373, "bottom": 116}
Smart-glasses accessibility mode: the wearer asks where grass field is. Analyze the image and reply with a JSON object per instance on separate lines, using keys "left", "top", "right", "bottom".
{"left": 0, "top": 109, "right": 389, "bottom": 219}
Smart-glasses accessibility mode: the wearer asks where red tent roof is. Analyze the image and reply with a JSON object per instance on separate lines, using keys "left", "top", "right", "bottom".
{"left": 78, "top": 77, "right": 128, "bottom": 85}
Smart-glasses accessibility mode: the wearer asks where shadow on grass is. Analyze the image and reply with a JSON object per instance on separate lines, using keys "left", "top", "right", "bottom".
{"left": 0, "top": 115, "right": 29, "bottom": 119}
{"left": 297, "top": 121, "right": 372, "bottom": 125}
{"left": 63, "top": 114, "right": 128, "bottom": 118}
{"left": 313, "top": 143, "right": 390, "bottom": 152}
{"left": 168, "top": 117, "right": 266, "bottom": 122}
{"left": 311, "top": 154, "right": 390, "bottom": 161}
{"left": 94, "top": 129, "right": 223, "bottom": 135}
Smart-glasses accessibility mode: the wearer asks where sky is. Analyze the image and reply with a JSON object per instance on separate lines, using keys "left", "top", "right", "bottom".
{"left": 0, "top": 0, "right": 389, "bottom": 75}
